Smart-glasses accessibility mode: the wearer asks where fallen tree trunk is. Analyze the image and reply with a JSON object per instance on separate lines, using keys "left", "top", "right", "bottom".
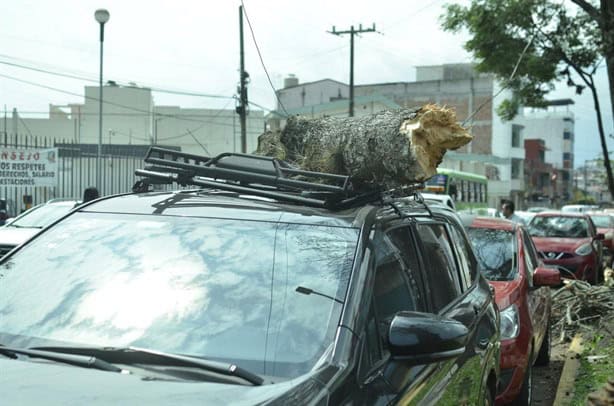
{"left": 257, "top": 105, "right": 472, "bottom": 191}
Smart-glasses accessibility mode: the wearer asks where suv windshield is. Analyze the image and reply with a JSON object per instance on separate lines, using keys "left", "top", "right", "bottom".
{"left": 0, "top": 212, "right": 358, "bottom": 379}
{"left": 467, "top": 227, "right": 517, "bottom": 281}
{"left": 9, "top": 202, "right": 75, "bottom": 228}
{"left": 528, "top": 216, "right": 589, "bottom": 238}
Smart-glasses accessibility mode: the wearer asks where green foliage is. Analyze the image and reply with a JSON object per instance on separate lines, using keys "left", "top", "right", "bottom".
{"left": 440, "top": 0, "right": 602, "bottom": 121}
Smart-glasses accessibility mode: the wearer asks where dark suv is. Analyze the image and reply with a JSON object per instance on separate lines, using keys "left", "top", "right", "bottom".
{"left": 0, "top": 148, "right": 500, "bottom": 405}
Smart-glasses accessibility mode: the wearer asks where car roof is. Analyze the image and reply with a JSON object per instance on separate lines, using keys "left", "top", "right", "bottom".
{"left": 82, "top": 189, "right": 419, "bottom": 228}
{"left": 533, "top": 211, "right": 589, "bottom": 218}
{"left": 465, "top": 215, "right": 516, "bottom": 231}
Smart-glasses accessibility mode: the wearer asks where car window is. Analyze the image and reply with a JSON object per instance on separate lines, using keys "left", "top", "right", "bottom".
{"left": 0, "top": 212, "right": 359, "bottom": 379}
{"left": 448, "top": 223, "right": 478, "bottom": 289}
{"left": 414, "top": 223, "right": 462, "bottom": 313}
{"left": 372, "top": 230, "right": 422, "bottom": 332}
{"left": 9, "top": 203, "right": 75, "bottom": 228}
{"left": 528, "top": 216, "right": 590, "bottom": 238}
{"left": 467, "top": 227, "right": 517, "bottom": 281}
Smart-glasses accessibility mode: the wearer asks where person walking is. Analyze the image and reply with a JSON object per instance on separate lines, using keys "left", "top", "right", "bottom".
{"left": 501, "top": 200, "right": 526, "bottom": 225}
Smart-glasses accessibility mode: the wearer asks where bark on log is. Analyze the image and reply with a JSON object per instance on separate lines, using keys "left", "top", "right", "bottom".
{"left": 256, "top": 105, "right": 472, "bottom": 191}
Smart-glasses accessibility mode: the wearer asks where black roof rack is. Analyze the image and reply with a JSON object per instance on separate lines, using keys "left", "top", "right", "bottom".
{"left": 134, "top": 147, "right": 396, "bottom": 210}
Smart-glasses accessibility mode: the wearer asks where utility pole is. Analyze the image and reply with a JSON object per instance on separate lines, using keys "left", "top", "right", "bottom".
{"left": 328, "top": 23, "right": 376, "bottom": 117}
{"left": 237, "top": 5, "right": 249, "bottom": 153}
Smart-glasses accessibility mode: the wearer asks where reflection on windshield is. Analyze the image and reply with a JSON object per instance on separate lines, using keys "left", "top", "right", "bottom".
{"left": 528, "top": 216, "right": 589, "bottom": 238}
{"left": 10, "top": 203, "right": 75, "bottom": 228}
{"left": 467, "top": 228, "right": 517, "bottom": 281}
{"left": 0, "top": 213, "right": 358, "bottom": 378}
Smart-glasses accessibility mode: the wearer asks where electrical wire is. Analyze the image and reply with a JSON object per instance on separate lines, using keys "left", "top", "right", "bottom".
{"left": 462, "top": 34, "right": 536, "bottom": 126}
{"left": 0, "top": 72, "right": 235, "bottom": 125}
{"left": 240, "top": 0, "right": 289, "bottom": 116}
{"left": 0, "top": 58, "right": 234, "bottom": 100}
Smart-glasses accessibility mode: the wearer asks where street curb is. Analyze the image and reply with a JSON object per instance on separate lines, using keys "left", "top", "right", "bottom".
{"left": 553, "top": 334, "right": 584, "bottom": 405}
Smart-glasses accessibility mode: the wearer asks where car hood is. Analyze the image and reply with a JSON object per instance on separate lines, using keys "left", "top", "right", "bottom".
{"left": 531, "top": 237, "right": 589, "bottom": 252}
{"left": 0, "top": 227, "right": 40, "bottom": 246}
{"left": 0, "top": 358, "right": 327, "bottom": 405}
{"left": 488, "top": 279, "right": 522, "bottom": 310}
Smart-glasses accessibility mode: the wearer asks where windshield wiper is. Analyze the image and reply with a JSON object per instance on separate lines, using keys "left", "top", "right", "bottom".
{"left": 0, "top": 346, "right": 122, "bottom": 372}
{"left": 30, "top": 346, "right": 264, "bottom": 386}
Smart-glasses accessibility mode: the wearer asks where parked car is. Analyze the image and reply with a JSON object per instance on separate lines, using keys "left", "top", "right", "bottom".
{"left": 514, "top": 210, "right": 535, "bottom": 225}
{"left": 561, "top": 204, "right": 599, "bottom": 213}
{"left": 527, "top": 212, "right": 604, "bottom": 283}
{"left": 420, "top": 192, "right": 456, "bottom": 210}
{"left": 587, "top": 212, "right": 614, "bottom": 266}
{"left": 0, "top": 198, "right": 80, "bottom": 257}
{"left": 0, "top": 149, "right": 500, "bottom": 405}
{"left": 464, "top": 216, "right": 560, "bottom": 405}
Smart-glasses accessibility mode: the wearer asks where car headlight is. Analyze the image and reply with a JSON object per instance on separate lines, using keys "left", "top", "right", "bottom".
{"left": 500, "top": 305, "right": 520, "bottom": 340}
{"left": 575, "top": 243, "right": 592, "bottom": 256}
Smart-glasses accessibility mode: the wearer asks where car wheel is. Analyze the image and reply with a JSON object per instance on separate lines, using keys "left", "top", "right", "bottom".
{"left": 535, "top": 323, "right": 551, "bottom": 366}
{"left": 512, "top": 362, "right": 532, "bottom": 406}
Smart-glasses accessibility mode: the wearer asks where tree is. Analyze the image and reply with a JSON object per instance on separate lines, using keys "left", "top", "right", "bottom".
{"left": 441, "top": 0, "right": 614, "bottom": 200}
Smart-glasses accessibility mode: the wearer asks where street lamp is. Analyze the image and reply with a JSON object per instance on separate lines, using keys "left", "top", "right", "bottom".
{"left": 94, "top": 8, "right": 109, "bottom": 192}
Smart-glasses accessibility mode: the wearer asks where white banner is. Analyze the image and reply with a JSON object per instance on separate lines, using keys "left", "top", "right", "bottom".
{"left": 0, "top": 148, "right": 59, "bottom": 187}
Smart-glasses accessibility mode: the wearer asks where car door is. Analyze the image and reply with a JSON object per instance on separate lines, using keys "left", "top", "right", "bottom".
{"left": 357, "top": 225, "right": 436, "bottom": 405}
{"left": 410, "top": 219, "right": 491, "bottom": 404}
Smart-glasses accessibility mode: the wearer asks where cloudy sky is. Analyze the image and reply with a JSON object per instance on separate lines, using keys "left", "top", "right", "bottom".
{"left": 1, "top": 0, "right": 612, "bottom": 166}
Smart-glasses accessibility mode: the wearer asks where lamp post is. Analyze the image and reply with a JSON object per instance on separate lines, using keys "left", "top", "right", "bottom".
{"left": 94, "top": 9, "right": 109, "bottom": 192}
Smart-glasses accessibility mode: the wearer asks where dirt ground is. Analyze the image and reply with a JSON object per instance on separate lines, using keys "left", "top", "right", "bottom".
{"left": 531, "top": 342, "right": 566, "bottom": 405}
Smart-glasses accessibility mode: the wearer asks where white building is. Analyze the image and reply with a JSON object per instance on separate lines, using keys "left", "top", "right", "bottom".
{"left": 515, "top": 99, "right": 575, "bottom": 200}
{"left": 6, "top": 83, "right": 265, "bottom": 157}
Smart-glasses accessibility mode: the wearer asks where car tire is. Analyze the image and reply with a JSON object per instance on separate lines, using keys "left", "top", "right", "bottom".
{"left": 512, "top": 361, "right": 532, "bottom": 406}
{"left": 535, "top": 323, "right": 551, "bottom": 366}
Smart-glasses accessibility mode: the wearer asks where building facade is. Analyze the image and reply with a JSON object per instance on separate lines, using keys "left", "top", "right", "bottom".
{"left": 515, "top": 100, "right": 575, "bottom": 201}
{"left": 274, "top": 64, "right": 527, "bottom": 208}
{"left": 5, "top": 83, "right": 265, "bottom": 157}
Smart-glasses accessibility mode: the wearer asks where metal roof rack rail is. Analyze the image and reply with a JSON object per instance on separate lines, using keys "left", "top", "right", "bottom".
{"left": 134, "top": 146, "right": 384, "bottom": 210}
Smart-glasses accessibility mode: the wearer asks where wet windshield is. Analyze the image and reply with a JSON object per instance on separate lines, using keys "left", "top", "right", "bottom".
{"left": 0, "top": 212, "right": 358, "bottom": 379}
{"left": 528, "top": 216, "right": 589, "bottom": 238}
{"left": 467, "top": 227, "right": 517, "bottom": 281}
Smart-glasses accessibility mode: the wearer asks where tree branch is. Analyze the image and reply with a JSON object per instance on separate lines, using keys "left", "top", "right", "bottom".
{"left": 569, "top": 0, "right": 602, "bottom": 25}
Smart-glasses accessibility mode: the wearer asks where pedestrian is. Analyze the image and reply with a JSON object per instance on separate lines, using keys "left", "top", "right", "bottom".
{"left": 82, "top": 187, "right": 100, "bottom": 203}
{"left": 0, "top": 209, "right": 8, "bottom": 226}
{"left": 501, "top": 200, "right": 526, "bottom": 225}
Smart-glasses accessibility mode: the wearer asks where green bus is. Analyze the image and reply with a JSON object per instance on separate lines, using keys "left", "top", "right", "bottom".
{"left": 424, "top": 168, "right": 488, "bottom": 211}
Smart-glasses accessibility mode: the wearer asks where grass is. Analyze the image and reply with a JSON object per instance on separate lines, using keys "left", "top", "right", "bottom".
{"left": 571, "top": 330, "right": 614, "bottom": 404}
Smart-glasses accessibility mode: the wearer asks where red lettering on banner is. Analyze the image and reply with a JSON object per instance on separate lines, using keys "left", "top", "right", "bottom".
{"left": 10, "top": 152, "right": 16, "bottom": 160}
{"left": 33, "top": 152, "right": 40, "bottom": 160}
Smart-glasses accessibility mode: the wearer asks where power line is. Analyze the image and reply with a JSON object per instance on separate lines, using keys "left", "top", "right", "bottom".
{"left": 0, "top": 58, "right": 234, "bottom": 100}
{"left": 240, "top": 0, "right": 289, "bottom": 116}
{"left": 462, "top": 35, "right": 535, "bottom": 126}
{"left": 0, "top": 72, "right": 235, "bottom": 125}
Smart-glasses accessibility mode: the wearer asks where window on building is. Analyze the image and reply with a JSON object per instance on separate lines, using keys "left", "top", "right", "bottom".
{"left": 511, "top": 159, "right": 522, "bottom": 179}
{"left": 511, "top": 125, "right": 523, "bottom": 148}
{"left": 563, "top": 131, "right": 573, "bottom": 140}
{"left": 539, "top": 150, "right": 545, "bottom": 162}
{"left": 563, "top": 152, "right": 572, "bottom": 161}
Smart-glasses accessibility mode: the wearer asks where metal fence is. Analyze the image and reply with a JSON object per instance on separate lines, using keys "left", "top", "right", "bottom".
{"left": 1, "top": 133, "right": 156, "bottom": 215}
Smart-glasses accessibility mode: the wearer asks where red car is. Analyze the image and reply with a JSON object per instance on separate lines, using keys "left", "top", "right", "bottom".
{"left": 465, "top": 216, "right": 560, "bottom": 405}
{"left": 527, "top": 212, "right": 604, "bottom": 283}
{"left": 588, "top": 212, "right": 614, "bottom": 266}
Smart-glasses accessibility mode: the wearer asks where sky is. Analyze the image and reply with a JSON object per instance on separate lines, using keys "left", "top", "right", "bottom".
{"left": 1, "top": 0, "right": 612, "bottom": 167}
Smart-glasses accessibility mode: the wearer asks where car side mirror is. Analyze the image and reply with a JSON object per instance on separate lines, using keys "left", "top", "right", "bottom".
{"left": 595, "top": 233, "right": 605, "bottom": 241}
{"left": 388, "top": 311, "right": 469, "bottom": 365}
{"left": 533, "top": 266, "right": 561, "bottom": 287}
